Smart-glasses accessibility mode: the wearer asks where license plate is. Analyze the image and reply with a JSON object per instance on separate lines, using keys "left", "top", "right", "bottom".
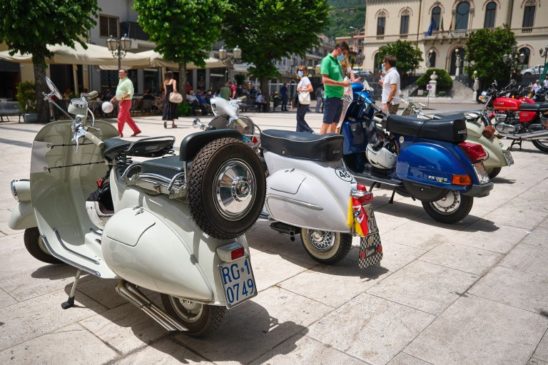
{"left": 502, "top": 150, "right": 514, "bottom": 166}
{"left": 218, "top": 257, "right": 257, "bottom": 308}
{"left": 474, "top": 163, "right": 490, "bottom": 184}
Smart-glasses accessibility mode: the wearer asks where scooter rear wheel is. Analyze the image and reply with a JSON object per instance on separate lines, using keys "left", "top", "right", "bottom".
{"left": 422, "top": 192, "right": 474, "bottom": 224}
{"left": 300, "top": 229, "right": 352, "bottom": 264}
{"left": 188, "top": 137, "right": 266, "bottom": 239}
{"left": 24, "top": 227, "right": 63, "bottom": 265}
{"left": 487, "top": 167, "right": 501, "bottom": 179}
{"left": 161, "top": 295, "right": 226, "bottom": 337}
{"left": 532, "top": 139, "right": 548, "bottom": 153}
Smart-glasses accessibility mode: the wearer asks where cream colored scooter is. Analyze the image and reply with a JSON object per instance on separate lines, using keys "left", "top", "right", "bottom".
{"left": 8, "top": 78, "right": 266, "bottom": 337}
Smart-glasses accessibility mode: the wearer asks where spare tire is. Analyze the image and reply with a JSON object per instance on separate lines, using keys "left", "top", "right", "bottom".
{"left": 188, "top": 137, "right": 266, "bottom": 239}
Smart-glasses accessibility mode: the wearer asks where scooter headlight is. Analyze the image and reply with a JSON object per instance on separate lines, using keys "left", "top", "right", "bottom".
{"left": 10, "top": 179, "right": 31, "bottom": 202}
{"left": 10, "top": 180, "right": 19, "bottom": 201}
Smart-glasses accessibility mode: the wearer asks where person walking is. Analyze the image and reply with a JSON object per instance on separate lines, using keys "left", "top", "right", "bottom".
{"left": 296, "top": 66, "right": 314, "bottom": 133}
{"left": 111, "top": 69, "right": 141, "bottom": 137}
{"left": 337, "top": 55, "right": 361, "bottom": 129}
{"left": 162, "top": 71, "right": 178, "bottom": 128}
{"left": 219, "top": 81, "right": 231, "bottom": 100}
{"left": 380, "top": 55, "right": 401, "bottom": 115}
{"left": 315, "top": 85, "right": 324, "bottom": 113}
{"left": 280, "top": 83, "right": 288, "bottom": 111}
{"left": 320, "top": 42, "right": 350, "bottom": 134}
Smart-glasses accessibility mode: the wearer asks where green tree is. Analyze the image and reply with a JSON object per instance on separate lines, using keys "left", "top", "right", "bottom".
{"left": 0, "top": 0, "right": 99, "bottom": 122}
{"left": 465, "top": 27, "right": 516, "bottom": 88}
{"left": 221, "top": 0, "right": 329, "bottom": 107}
{"left": 324, "top": 0, "right": 365, "bottom": 39}
{"left": 375, "top": 40, "right": 423, "bottom": 76}
{"left": 134, "top": 0, "right": 228, "bottom": 99}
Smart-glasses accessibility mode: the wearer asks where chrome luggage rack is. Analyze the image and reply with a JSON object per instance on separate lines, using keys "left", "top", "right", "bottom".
{"left": 121, "top": 162, "right": 188, "bottom": 200}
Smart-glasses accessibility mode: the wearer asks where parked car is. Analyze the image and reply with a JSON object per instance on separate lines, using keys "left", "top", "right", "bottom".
{"left": 521, "top": 65, "right": 544, "bottom": 77}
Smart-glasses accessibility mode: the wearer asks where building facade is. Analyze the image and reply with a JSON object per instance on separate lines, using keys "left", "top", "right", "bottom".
{"left": 363, "top": 0, "right": 548, "bottom": 75}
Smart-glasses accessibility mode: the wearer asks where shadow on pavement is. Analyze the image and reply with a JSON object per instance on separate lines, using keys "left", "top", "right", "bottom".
{"left": 491, "top": 176, "right": 516, "bottom": 184}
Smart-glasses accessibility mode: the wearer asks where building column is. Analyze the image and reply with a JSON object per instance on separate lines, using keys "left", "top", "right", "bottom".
{"left": 192, "top": 69, "right": 198, "bottom": 89}
{"left": 137, "top": 70, "right": 144, "bottom": 94}
{"left": 205, "top": 69, "right": 210, "bottom": 90}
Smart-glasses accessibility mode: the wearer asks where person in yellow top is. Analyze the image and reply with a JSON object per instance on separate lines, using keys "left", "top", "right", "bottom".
{"left": 110, "top": 69, "right": 141, "bottom": 137}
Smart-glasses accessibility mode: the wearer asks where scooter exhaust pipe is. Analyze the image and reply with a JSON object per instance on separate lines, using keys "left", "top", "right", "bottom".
{"left": 497, "top": 129, "right": 548, "bottom": 140}
{"left": 115, "top": 280, "right": 187, "bottom": 332}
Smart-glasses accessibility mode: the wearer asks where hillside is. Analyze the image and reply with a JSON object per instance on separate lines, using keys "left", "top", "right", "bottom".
{"left": 324, "top": 0, "right": 366, "bottom": 39}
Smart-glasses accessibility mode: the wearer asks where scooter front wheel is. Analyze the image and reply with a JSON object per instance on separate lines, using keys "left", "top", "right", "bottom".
{"left": 422, "top": 192, "right": 474, "bottom": 224}
{"left": 300, "top": 229, "right": 352, "bottom": 264}
{"left": 161, "top": 295, "right": 227, "bottom": 337}
{"left": 486, "top": 167, "right": 501, "bottom": 179}
{"left": 24, "top": 227, "right": 63, "bottom": 265}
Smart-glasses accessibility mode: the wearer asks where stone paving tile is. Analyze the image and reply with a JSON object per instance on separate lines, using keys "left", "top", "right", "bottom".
{"left": 443, "top": 220, "right": 529, "bottom": 254}
{"left": 377, "top": 242, "right": 427, "bottom": 275}
{"left": 114, "top": 337, "right": 212, "bottom": 365}
{"left": 0, "top": 209, "right": 19, "bottom": 236}
{"left": 521, "top": 228, "right": 548, "bottom": 249}
{"left": 469, "top": 265, "right": 548, "bottom": 314}
{"left": 174, "top": 286, "right": 331, "bottom": 364}
{"left": 0, "top": 288, "right": 16, "bottom": 309}
{"left": 0, "top": 233, "right": 44, "bottom": 278}
{"left": 308, "top": 293, "right": 435, "bottom": 365}
{"left": 367, "top": 260, "right": 477, "bottom": 315}
{"left": 76, "top": 277, "right": 128, "bottom": 309}
{"left": 533, "top": 330, "right": 548, "bottom": 362}
{"left": 419, "top": 242, "right": 502, "bottom": 275}
{"left": 528, "top": 358, "right": 548, "bottom": 365}
{"left": 0, "top": 289, "right": 106, "bottom": 351}
{"left": 250, "top": 335, "right": 368, "bottom": 365}
{"left": 379, "top": 219, "right": 449, "bottom": 251}
{"left": 405, "top": 295, "right": 548, "bottom": 365}
{"left": 386, "top": 352, "right": 432, "bottom": 365}
{"left": 0, "top": 323, "right": 118, "bottom": 364}
{"left": 482, "top": 198, "right": 548, "bottom": 231}
{"left": 79, "top": 302, "right": 167, "bottom": 355}
{"left": 248, "top": 247, "right": 317, "bottom": 291}
{"left": 499, "top": 243, "right": 548, "bottom": 276}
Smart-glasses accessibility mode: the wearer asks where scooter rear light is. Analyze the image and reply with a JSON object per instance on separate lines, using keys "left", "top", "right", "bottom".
{"left": 351, "top": 184, "right": 373, "bottom": 204}
{"left": 452, "top": 174, "right": 472, "bottom": 186}
{"left": 217, "top": 242, "right": 246, "bottom": 262}
{"left": 458, "top": 141, "right": 487, "bottom": 163}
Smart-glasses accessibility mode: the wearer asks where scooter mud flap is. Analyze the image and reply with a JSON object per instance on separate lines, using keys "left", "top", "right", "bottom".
{"left": 358, "top": 208, "right": 383, "bottom": 269}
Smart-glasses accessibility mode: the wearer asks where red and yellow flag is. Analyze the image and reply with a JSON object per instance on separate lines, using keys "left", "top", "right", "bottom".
{"left": 347, "top": 196, "right": 369, "bottom": 237}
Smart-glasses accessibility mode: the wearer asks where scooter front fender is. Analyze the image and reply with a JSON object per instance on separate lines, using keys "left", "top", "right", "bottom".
{"left": 8, "top": 202, "right": 36, "bottom": 230}
{"left": 397, "top": 139, "right": 471, "bottom": 190}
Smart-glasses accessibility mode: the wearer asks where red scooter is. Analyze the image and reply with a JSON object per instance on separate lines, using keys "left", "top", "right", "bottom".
{"left": 481, "top": 81, "right": 548, "bottom": 152}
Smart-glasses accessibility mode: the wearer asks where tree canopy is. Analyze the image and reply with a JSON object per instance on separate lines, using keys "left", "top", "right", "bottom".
{"left": 375, "top": 40, "right": 423, "bottom": 76}
{"left": 465, "top": 27, "right": 516, "bottom": 87}
{"left": 0, "top": 0, "right": 99, "bottom": 121}
{"left": 221, "top": 0, "right": 329, "bottom": 102}
{"left": 134, "top": 0, "right": 228, "bottom": 97}
{"left": 324, "top": 0, "right": 365, "bottom": 39}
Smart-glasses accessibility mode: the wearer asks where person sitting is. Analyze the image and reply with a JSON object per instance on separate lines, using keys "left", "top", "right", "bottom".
{"left": 186, "top": 91, "right": 200, "bottom": 115}
{"left": 255, "top": 92, "right": 267, "bottom": 112}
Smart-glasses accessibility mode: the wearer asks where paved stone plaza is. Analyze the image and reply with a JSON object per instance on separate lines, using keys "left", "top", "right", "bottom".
{"left": 0, "top": 106, "right": 547, "bottom": 364}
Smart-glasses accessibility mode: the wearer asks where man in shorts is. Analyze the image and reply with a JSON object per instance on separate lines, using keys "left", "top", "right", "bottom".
{"left": 381, "top": 55, "right": 401, "bottom": 114}
{"left": 320, "top": 42, "right": 351, "bottom": 134}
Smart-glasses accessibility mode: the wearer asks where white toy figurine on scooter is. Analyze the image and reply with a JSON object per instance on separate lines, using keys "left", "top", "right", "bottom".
{"left": 9, "top": 78, "right": 266, "bottom": 337}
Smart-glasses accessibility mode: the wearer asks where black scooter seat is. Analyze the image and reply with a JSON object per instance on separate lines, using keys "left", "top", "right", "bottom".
{"left": 385, "top": 115, "right": 467, "bottom": 143}
{"left": 103, "top": 137, "right": 175, "bottom": 160}
{"left": 261, "top": 129, "right": 343, "bottom": 162}
{"left": 520, "top": 102, "right": 548, "bottom": 112}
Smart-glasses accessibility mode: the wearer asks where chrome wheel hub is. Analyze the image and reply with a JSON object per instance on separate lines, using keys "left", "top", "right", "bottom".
{"left": 431, "top": 191, "right": 461, "bottom": 215}
{"left": 308, "top": 230, "right": 336, "bottom": 251}
{"left": 172, "top": 298, "right": 204, "bottom": 323}
{"left": 215, "top": 159, "right": 256, "bottom": 221}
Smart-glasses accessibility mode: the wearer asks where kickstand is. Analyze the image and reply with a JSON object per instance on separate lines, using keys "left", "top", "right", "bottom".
{"left": 369, "top": 182, "right": 378, "bottom": 193}
{"left": 389, "top": 189, "right": 396, "bottom": 204}
{"left": 509, "top": 139, "right": 522, "bottom": 151}
{"left": 62, "top": 270, "right": 82, "bottom": 309}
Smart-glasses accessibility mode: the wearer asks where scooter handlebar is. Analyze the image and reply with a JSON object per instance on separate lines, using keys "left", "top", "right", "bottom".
{"left": 84, "top": 130, "right": 104, "bottom": 148}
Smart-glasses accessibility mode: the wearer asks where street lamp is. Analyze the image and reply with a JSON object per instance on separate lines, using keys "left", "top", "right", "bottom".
{"left": 107, "top": 34, "right": 131, "bottom": 70}
{"left": 503, "top": 47, "right": 526, "bottom": 80}
{"left": 540, "top": 46, "right": 548, "bottom": 82}
{"left": 218, "top": 46, "right": 242, "bottom": 81}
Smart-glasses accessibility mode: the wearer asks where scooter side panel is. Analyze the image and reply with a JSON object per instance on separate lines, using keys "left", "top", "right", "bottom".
{"left": 396, "top": 139, "right": 472, "bottom": 190}
{"left": 466, "top": 122, "right": 507, "bottom": 170}
{"left": 102, "top": 208, "right": 214, "bottom": 302}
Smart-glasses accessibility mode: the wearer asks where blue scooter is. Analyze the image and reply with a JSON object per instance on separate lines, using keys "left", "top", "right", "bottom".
{"left": 341, "top": 83, "right": 494, "bottom": 224}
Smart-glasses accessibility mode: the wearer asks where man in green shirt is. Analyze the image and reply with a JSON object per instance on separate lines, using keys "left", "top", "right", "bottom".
{"left": 320, "top": 42, "right": 350, "bottom": 134}
{"left": 110, "top": 69, "right": 141, "bottom": 137}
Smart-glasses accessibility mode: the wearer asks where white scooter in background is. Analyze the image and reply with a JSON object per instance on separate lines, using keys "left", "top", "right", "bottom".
{"left": 194, "top": 99, "right": 383, "bottom": 267}
{"left": 8, "top": 78, "right": 266, "bottom": 337}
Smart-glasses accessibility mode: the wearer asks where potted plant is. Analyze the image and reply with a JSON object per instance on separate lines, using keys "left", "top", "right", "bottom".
{"left": 16, "top": 81, "right": 38, "bottom": 122}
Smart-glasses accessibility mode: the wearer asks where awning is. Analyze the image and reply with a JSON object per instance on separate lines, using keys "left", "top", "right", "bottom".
{"left": 131, "top": 50, "right": 226, "bottom": 69}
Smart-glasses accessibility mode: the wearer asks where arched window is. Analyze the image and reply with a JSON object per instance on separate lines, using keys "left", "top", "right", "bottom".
{"left": 522, "top": 1, "right": 536, "bottom": 31}
{"left": 431, "top": 6, "right": 441, "bottom": 31}
{"left": 428, "top": 49, "right": 437, "bottom": 67}
{"left": 455, "top": 1, "right": 470, "bottom": 31}
{"left": 400, "top": 10, "right": 410, "bottom": 35}
{"left": 519, "top": 47, "right": 531, "bottom": 68}
{"left": 377, "top": 12, "right": 386, "bottom": 36}
{"left": 484, "top": 1, "right": 497, "bottom": 28}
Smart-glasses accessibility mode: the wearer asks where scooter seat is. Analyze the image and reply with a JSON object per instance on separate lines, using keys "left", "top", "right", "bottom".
{"left": 261, "top": 129, "right": 343, "bottom": 162}
{"left": 103, "top": 138, "right": 132, "bottom": 160}
{"left": 385, "top": 115, "right": 467, "bottom": 143}
{"left": 103, "top": 137, "right": 175, "bottom": 160}
{"left": 140, "top": 155, "right": 184, "bottom": 179}
{"left": 520, "top": 103, "right": 548, "bottom": 111}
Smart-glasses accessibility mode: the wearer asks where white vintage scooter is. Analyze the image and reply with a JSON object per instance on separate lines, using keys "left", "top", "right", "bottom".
{"left": 8, "top": 78, "right": 267, "bottom": 337}
{"left": 194, "top": 97, "right": 383, "bottom": 267}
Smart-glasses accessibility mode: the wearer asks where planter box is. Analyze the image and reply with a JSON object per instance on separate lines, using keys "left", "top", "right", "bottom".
{"left": 23, "top": 113, "right": 38, "bottom": 123}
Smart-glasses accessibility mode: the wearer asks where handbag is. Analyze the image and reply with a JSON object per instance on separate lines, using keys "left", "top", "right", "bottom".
{"left": 298, "top": 91, "right": 311, "bottom": 105}
{"left": 169, "top": 92, "right": 183, "bottom": 104}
